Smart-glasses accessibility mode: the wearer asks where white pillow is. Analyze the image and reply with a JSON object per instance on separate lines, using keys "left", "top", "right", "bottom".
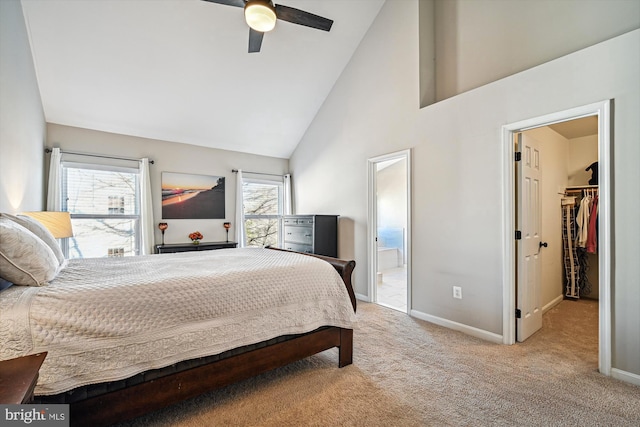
{"left": 0, "top": 213, "right": 66, "bottom": 266}
{"left": 0, "top": 218, "right": 60, "bottom": 287}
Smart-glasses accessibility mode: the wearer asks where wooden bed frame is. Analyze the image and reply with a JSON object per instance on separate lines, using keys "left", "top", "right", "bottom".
{"left": 56, "top": 249, "right": 356, "bottom": 426}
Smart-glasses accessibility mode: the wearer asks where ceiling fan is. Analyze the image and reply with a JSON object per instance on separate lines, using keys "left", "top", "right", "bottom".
{"left": 201, "top": 0, "right": 333, "bottom": 53}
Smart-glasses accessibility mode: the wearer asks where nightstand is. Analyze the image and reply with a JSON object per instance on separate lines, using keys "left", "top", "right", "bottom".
{"left": 0, "top": 352, "right": 47, "bottom": 403}
{"left": 155, "top": 241, "right": 238, "bottom": 254}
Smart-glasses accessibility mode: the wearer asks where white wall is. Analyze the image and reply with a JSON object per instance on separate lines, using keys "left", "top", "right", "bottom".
{"left": 419, "top": 0, "right": 436, "bottom": 107}
{"left": 568, "top": 135, "right": 599, "bottom": 186}
{"left": 290, "top": 0, "right": 639, "bottom": 379}
{"left": 47, "top": 124, "right": 288, "bottom": 246}
{"left": 0, "top": 0, "right": 45, "bottom": 213}
{"left": 290, "top": 0, "right": 420, "bottom": 292}
{"left": 432, "top": 0, "right": 640, "bottom": 101}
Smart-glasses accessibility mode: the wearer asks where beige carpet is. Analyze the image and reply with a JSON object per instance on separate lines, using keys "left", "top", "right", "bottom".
{"left": 116, "top": 299, "right": 640, "bottom": 426}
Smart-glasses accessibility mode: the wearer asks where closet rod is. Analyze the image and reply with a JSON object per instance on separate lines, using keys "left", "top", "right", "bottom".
{"left": 564, "top": 186, "right": 598, "bottom": 195}
{"left": 565, "top": 185, "right": 599, "bottom": 190}
{"left": 45, "top": 148, "right": 154, "bottom": 164}
{"left": 231, "top": 169, "right": 285, "bottom": 177}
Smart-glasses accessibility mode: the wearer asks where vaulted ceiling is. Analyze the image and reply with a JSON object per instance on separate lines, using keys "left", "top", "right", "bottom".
{"left": 21, "top": 0, "right": 385, "bottom": 158}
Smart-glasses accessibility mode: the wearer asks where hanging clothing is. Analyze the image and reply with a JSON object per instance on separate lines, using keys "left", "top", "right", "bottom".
{"left": 586, "top": 195, "right": 599, "bottom": 253}
{"left": 575, "top": 194, "right": 591, "bottom": 248}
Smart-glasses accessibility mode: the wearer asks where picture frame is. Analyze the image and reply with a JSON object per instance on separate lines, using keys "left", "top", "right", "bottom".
{"left": 161, "top": 172, "right": 225, "bottom": 219}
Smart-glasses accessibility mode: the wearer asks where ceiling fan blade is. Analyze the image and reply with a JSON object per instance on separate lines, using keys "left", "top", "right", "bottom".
{"left": 200, "top": 0, "right": 245, "bottom": 8}
{"left": 274, "top": 4, "right": 333, "bottom": 32}
{"left": 248, "top": 28, "right": 264, "bottom": 53}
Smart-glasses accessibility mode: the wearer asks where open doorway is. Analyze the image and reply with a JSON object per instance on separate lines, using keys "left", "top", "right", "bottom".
{"left": 502, "top": 100, "right": 612, "bottom": 376}
{"left": 515, "top": 117, "right": 600, "bottom": 341}
{"left": 368, "top": 149, "right": 411, "bottom": 313}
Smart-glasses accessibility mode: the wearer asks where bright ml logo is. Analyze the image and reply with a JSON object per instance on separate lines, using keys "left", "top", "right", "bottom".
{"left": 1, "top": 405, "right": 68, "bottom": 426}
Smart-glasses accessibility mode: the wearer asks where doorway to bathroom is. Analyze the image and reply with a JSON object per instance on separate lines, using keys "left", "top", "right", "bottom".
{"left": 368, "top": 149, "right": 411, "bottom": 313}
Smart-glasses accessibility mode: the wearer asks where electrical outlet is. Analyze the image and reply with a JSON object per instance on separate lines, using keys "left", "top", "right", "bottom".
{"left": 452, "top": 286, "right": 462, "bottom": 299}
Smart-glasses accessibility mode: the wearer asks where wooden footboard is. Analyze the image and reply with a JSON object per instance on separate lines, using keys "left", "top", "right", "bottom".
{"left": 267, "top": 247, "right": 357, "bottom": 312}
{"left": 71, "top": 326, "right": 353, "bottom": 426}
{"left": 64, "top": 250, "right": 356, "bottom": 426}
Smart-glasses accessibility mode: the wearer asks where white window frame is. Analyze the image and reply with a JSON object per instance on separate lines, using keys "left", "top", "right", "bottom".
{"left": 242, "top": 178, "right": 284, "bottom": 247}
{"left": 61, "top": 161, "right": 142, "bottom": 258}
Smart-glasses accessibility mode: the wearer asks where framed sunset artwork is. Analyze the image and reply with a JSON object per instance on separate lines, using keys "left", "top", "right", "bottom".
{"left": 161, "top": 172, "right": 225, "bottom": 219}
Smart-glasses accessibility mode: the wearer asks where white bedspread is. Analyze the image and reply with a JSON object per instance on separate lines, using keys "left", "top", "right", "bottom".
{"left": 0, "top": 248, "right": 356, "bottom": 395}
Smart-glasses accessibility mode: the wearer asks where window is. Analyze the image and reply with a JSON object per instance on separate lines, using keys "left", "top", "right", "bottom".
{"left": 62, "top": 163, "right": 141, "bottom": 258}
{"left": 242, "top": 180, "right": 283, "bottom": 247}
{"left": 108, "top": 247, "right": 125, "bottom": 257}
{"left": 108, "top": 196, "right": 125, "bottom": 214}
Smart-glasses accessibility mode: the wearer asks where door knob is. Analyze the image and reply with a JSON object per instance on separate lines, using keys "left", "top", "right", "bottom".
{"left": 539, "top": 242, "right": 548, "bottom": 248}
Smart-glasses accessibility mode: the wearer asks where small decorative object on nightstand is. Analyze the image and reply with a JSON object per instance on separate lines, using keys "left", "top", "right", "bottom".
{"left": 0, "top": 352, "right": 47, "bottom": 403}
{"left": 224, "top": 222, "right": 231, "bottom": 242}
{"left": 158, "top": 222, "right": 168, "bottom": 245}
{"left": 189, "top": 231, "right": 203, "bottom": 245}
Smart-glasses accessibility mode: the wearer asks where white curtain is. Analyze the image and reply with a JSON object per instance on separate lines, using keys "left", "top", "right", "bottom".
{"left": 46, "top": 148, "right": 62, "bottom": 211}
{"left": 283, "top": 173, "right": 293, "bottom": 215}
{"left": 235, "top": 169, "right": 246, "bottom": 247}
{"left": 139, "top": 158, "right": 155, "bottom": 255}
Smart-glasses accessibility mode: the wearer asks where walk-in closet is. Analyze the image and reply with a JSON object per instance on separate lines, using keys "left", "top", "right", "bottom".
{"left": 520, "top": 114, "right": 599, "bottom": 343}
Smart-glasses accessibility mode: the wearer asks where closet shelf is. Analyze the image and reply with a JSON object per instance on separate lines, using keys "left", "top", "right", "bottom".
{"left": 564, "top": 185, "right": 598, "bottom": 194}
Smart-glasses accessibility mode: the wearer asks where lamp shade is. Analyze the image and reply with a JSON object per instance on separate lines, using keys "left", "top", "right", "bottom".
{"left": 244, "top": 1, "right": 276, "bottom": 32}
{"left": 21, "top": 211, "right": 73, "bottom": 238}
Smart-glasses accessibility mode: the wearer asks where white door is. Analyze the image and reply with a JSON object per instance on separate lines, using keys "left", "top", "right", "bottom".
{"left": 516, "top": 133, "right": 543, "bottom": 341}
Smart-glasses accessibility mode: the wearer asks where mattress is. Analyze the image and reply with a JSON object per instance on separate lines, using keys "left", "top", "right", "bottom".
{"left": 0, "top": 248, "right": 356, "bottom": 395}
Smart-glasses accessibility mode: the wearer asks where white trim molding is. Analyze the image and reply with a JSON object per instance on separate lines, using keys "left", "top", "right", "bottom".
{"left": 355, "top": 293, "right": 371, "bottom": 302}
{"left": 542, "top": 295, "right": 564, "bottom": 314}
{"left": 411, "top": 309, "right": 503, "bottom": 344}
{"left": 611, "top": 369, "right": 640, "bottom": 387}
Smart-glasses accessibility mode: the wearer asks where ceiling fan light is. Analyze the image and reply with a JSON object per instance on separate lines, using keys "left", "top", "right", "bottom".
{"left": 244, "top": 1, "right": 276, "bottom": 32}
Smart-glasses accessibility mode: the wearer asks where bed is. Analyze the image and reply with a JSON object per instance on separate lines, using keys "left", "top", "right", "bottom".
{"left": 0, "top": 215, "right": 356, "bottom": 426}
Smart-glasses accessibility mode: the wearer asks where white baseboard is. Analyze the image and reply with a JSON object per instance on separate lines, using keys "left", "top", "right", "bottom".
{"left": 410, "top": 309, "right": 503, "bottom": 344}
{"left": 611, "top": 368, "right": 640, "bottom": 387}
{"left": 355, "top": 293, "right": 370, "bottom": 302}
{"left": 542, "top": 295, "right": 564, "bottom": 313}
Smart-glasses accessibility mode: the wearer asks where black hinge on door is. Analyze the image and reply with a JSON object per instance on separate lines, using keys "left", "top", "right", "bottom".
{"left": 515, "top": 152, "right": 522, "bottom": 162}
{"left": 515, "top": 309, "right": 522, "bottom": 318}
{"left": 515, "top": 230, "right": 522, "bottom": 240}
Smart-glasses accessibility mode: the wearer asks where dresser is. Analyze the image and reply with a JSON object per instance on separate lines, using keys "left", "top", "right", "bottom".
{"left": 155, "top": 241, "right": 237, "bottom": 254}
{"left": 282, "top": 215, "right": 338, "bottom": 257}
